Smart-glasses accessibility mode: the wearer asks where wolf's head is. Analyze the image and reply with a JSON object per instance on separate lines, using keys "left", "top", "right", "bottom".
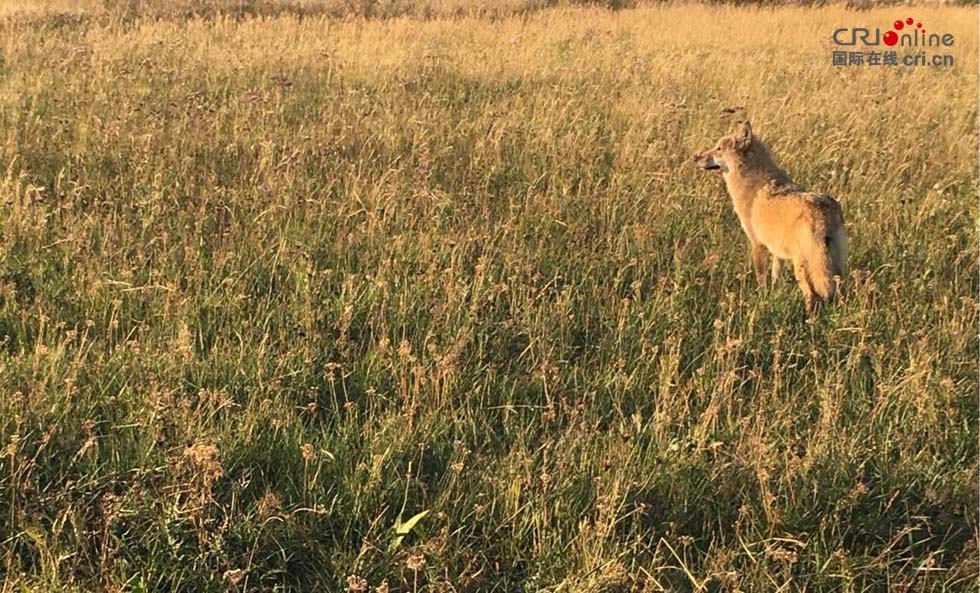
{"left": 693, "top": 122, "right": 754, "bottom": 174}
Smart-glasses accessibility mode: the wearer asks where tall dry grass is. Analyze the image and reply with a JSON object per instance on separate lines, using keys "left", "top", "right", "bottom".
{"left": 0, "top": 1, "right": 976, "bottom": 591}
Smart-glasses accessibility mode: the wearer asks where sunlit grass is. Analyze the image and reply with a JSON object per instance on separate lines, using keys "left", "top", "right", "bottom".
{"left": 0, "top": 1, "right": 976, "bottom": 591}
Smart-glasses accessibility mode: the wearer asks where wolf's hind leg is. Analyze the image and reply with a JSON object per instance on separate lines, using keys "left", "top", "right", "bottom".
{"left": 770, "top": 257, "right": 782, "bottom": 286}
{"left": 751, "top": 243, "right": 769, "bottom": 287}
{"left": 792, "top": 256, "right": 815, "bottom": 314}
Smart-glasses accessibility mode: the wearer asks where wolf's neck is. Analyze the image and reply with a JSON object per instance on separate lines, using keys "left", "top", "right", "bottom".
{"left": 723, "top": 143, "right": 796, "bottom": 206}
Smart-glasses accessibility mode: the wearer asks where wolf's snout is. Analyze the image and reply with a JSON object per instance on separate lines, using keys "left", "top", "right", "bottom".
{"left": 693, "top": 152, "right": 719, "bottom": 171}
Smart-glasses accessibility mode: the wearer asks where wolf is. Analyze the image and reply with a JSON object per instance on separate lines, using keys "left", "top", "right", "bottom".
{"left": 694, "top": 122, "right": 847, "bottom": 314}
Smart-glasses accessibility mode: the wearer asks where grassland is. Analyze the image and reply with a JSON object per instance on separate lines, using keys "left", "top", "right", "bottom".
{"left": 0, "top": 1, "right": 976, "bottom": 591}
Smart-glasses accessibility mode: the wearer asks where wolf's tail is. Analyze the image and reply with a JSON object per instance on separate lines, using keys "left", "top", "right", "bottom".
{"left": 807, "top": 209, "right": 847, "bottom": 302}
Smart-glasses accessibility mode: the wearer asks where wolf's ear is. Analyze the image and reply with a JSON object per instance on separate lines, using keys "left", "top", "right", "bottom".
{"left": 735, "top": 121, "right": 753, "bottom": 149}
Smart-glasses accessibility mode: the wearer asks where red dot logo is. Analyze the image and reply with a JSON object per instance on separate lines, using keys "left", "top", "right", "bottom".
{"left": 883, "top": 30, "right": 898, "bottom": 46}
{"left": 893, "top": 20, "right": 904, "bottom": 30}
{"left": 906, "top": 17, "right": 913, "bottom": 25}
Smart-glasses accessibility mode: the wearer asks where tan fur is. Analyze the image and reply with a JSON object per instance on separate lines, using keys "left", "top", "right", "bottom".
{"left": 694, "top": 122, "right": 847, "bottom": 314}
